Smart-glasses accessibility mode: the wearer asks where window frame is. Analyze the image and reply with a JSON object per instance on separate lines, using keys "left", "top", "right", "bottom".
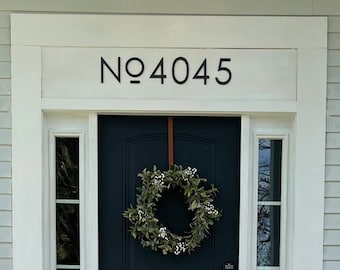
{"left": 49, "top": 132, "right": 85, "bottom": 270}
{"left": 253, "top": 134, "right": 289, "bottom": 270}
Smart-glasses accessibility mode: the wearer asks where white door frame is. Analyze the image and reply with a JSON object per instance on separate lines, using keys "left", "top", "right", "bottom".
{"left": 11, "top": 14, "right": 327, "bottom": 270}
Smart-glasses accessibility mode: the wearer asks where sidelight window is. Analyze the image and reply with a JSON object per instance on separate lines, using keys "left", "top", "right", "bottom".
{"left": 54, "top": 137, "right": 81, "bottom": 270}
{"left": 256, "top": 137, "right": 286, "bottom": 270}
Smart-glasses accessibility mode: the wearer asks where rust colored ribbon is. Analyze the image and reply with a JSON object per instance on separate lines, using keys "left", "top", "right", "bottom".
{"left": 168, "top": 117, "right": 174, "bottom": 167}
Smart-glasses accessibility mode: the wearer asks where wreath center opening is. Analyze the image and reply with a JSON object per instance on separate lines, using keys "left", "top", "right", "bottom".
{"left": 156, "top": 187, "right": 195, "bottom": 236}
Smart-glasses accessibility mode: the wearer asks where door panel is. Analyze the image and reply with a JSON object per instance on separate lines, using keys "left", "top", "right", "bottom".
{"left": 98, "top": 116, "right": 240, "bottom": 270}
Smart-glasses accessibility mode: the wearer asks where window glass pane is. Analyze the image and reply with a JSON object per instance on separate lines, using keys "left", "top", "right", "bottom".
{"left": 257, "top": 205, "right": 280, "bottom": 266}
{"left": 56, "top": 138, "right": 79, "bottom": 199}
{"left": 56, "top": 204, "right": 80, "bottom": 265}
{"left": 258, "top": 139, "right": 282, "bottom": 201}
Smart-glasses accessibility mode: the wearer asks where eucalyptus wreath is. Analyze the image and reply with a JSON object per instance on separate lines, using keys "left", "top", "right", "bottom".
{"left": 123, "top": 165, "right": 222, "bottom": 255}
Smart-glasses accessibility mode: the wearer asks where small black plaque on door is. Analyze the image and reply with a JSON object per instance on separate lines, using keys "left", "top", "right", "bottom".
{"left": 223, "top": 262, "right": 236, "bottom": 270}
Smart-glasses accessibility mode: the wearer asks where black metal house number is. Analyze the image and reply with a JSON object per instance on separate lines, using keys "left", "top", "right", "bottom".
{"left": 100, "top": 56, "right": 232, "bottom": 85}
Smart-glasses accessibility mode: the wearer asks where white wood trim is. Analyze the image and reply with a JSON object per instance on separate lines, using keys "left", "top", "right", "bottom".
{"left": 257, "top": 267, "right": 280, "bottom": 270}
{"left": 56, "top": 265, "right": 80, "bottom": 269}
{"left": 258, "top": 201, "right": 281, "bottom": 206}
{"left": 55, "top": 199, "right": 80, "bottom": 204}
{"left": 252, "top": 134, "right": 260, "bottom": 268}
{"left": 280, "top": 135, "right": 289, "bottom": 270}
{"left": 41, "top": 99, "right": 297, "bottom": 114}
{"left": 12, "top": 45, "right": 43, "bottom": 270}
{"left": 292, "top": 48, "right": 327, "bottom": 270}
{"left": 48, "top": 134, "right": 57, "bottom": 270}
{"left": 238, "top": 115, "right": 252, "bottom": 270}
{"left": 79, "top": 133, "right": 85, "bottom": 270}
{"left": 11, "top": 14, "right": 327, "bottom": 49}
{"left": 86, "top": 113, "right": 99, "bottom": 270}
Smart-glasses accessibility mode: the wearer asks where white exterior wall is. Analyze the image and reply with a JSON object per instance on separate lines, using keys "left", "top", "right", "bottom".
{"left": 1, "top": 2, "right": 340, "bottom": 270}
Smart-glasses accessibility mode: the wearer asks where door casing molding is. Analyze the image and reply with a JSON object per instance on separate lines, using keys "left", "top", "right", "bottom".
{"left": 11, "top": 14, "right": 327, "bottom": 270}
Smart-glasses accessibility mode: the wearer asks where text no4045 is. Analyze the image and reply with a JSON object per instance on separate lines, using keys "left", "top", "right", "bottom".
{"left": 100, "top": 57, "right": 232, "bottom": 85}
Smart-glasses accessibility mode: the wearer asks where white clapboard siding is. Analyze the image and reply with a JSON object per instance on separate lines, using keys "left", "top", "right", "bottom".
{"left": 0, "top": 227, "right": 11, "bottom": 242}
{"left": 0, "top": 211, "right": 11, "bottom": 226}
{"left": 0, "top": 29, "right": 9, "bottom": 45}
{"left": 0, "top": 113, "right": 10, "bottom": 128}
{"left": 0, "top": 13, "right": 9, "bottom": 28}
{"left": 0, "top": 243, "right": 12, "bottom": 258}
{"left": 0, "top": 163, "right": 11, "bottom": 178}
{"left": 325, "top": 198, "right": 340, "bottom": 213}
{"left": 0, "top": 11, "right": 11, "bottom": 270}
{"left": 329, "top": 17, "right": 340, "bottom": 32}
{"left": 0, "top": 258, "right": 11, "bottom": 269}
{"left": 315, "top": 2, "right": 340, "bottom": 15}
{"left": 0, "top": 146, "right": 11, "bottom": 161}
{"left": 0, "top": 96, "right": 10, "bottom": 112}
{"left": 328, "top": 84, "right": 340, "bottom": 99}
{"left": 327, "top": 116, "right": 340, "bottom": 133}
{"left": 0, "top": 179, "right": 11, "bottom": 194}
{"left": 326, "top": 150, "right": 340, "bottom": 165}
{"left": 0, "top": 195, "right": 11, "bottom": 211}
{"left": 327, "top": 29, "right": 340, "bottom": 269}
{"left": 325, "top": 182, "right": 340, "bottom": 197}
{"left": 0, "top": 46, "right": 9, "bottom": 62}
{"left": 324, "top": 246, "right": 340, "bottom": 260}
{"left": 324, "top": 230, "right": 340, "bottom": 245}
{"left": 326, "top": 165, "right": 340, "bottom": 181}
{"left": 0, "top": 0, "right": 314, "bottom": 15}
{"left": 0, "top": 62, "right": 10, "bottom": 79}
{"left": 0, "top": 79, "right": 10, "bottom": 95}
{"left": 324, "top": 261, "right": 340, "bottom": 270}
{"left": 328, "top": 66, "right": 340, "bottom": 83}
{"left": 325, "top": 214, "right": 340, "bottom": 229}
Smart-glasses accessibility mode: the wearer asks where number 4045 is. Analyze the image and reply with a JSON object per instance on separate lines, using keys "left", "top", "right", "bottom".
{"left": 101, "top": 57, "right": 232, "bottom": 85}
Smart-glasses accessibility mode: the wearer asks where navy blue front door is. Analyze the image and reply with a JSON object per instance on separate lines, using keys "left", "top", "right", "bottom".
{"left": 98, "top": 116, "right": 240, "bottom": 270}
